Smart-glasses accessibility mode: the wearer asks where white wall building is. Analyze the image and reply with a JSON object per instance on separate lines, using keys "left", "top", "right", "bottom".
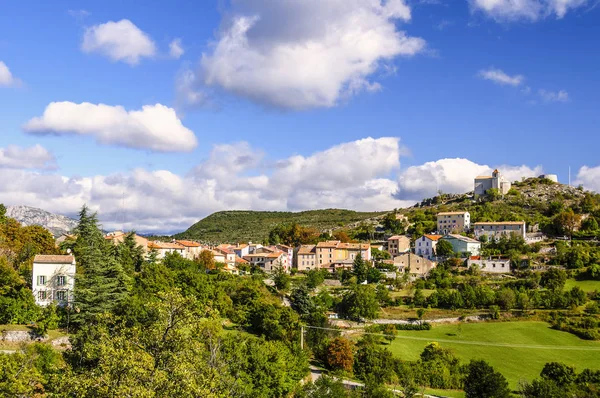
{"left": 437, "top": 212, "right": 471, "bottom": 235}
{"left": 32, "top": 255, "right": 76, "bottom": 307}
{"left": 467, "top": 256, "right": 511, "bottom": 273}
{"left": 474, "top": 169, "right": 512, "bottom": 196}
{"left": 148, "top": 241, "right": 187, "bottom": 259}
{"left": 415, "top": 234, "right": 442, "bottom": 260}
{"left": 473, "top": 221, "right": 527, "bottom": 240}
{"left": 243, "top": 251, "right": 287, "bottom": 272}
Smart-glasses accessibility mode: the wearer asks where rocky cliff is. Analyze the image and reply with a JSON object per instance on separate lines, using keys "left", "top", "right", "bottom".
{"left": 6, "top": 205, "right": 78, "bottom": 237}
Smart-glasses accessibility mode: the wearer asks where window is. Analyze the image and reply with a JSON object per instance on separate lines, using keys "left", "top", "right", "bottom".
{"left": 56, "top": 291, "right": 66, "bottom": 301}
{"left": 37, "top": 275, "right": 46, "bottom": 286}
{"left": 38, "top": 291, "right": 47, "bottom": 300}
{"left": 57, "top": 275, "right": 66, "bottom": 286}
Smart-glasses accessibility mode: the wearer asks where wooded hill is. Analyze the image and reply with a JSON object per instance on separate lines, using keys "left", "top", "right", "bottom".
{"left": 175, "top": 209, "right": 386, "bottom": 243}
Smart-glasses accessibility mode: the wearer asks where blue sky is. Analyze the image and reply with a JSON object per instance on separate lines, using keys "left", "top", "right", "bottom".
{"left": 0, "top": 0, "right": 599, "bottom": 232}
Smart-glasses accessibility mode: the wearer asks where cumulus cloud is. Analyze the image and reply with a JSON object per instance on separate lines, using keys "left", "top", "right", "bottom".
{"left": 396, "top": 158, "right": 542, "bottom": 200}
{"left": 0, "top": 145, "right": 56, "bottom": 170}
{"left": 0, "top": 137, "right": 545, "bottom": 233}
{"left": 23, "top": 102, "right": 198, "bottom": 152}
{"left": 198, "top": 0, "right": 426, "bottom": 109}
{"left": 539, "top": 89, "right": 570, "bottom": 102}
{"left": 82, "top": 19, "right": 156, "bottom": 65}
{"left": 478, "top": 67, "right": 524, "bottom": 86}
{"left": 0, "top": 61, "right": 21, "bottom": 87}
{"left": 169, "top": 38, "right": 184, "bottom": 59}
{"left": 469, "top": 0, "right": 590, "bottom": 21}
{"left": 575, "top": 165, "right": 600, "bottom": 192}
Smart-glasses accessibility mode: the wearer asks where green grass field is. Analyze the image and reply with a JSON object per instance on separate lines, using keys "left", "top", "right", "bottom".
{"left": 387, "top": 321, "right": 600, "bottom": 389}
{"left": 565, "top": 279, "right": 600, "bottom": 293}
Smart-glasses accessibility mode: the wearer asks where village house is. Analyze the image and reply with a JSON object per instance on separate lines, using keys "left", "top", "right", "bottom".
{"left": 105, "top": 231, "right": 149, "bottom": 252}
{"left": 230, "top": 244, "right": 250, "bottom": 258}
{"left": 32, "top": 254, "right": 76, "bottom": 307}
{"left": 315, "top": 240, "right": 371, "bottom": 267}
{"left": 467, "top": 256, "right": 511, "bottom": 273}
{"left": 441, "top": 234, "right": 481, "bottom": 256}
{"left": 393, "top": 253, "right": 436, "bottom": 278}
{"left": 213, "top": 247, "right": 237, "bottom": 269}
{"left": 473, "top": 221, "right": 527, "bottom": 241}
{"left": 176, "top": 240, "right": 204, "bottom": 259}
{"left": 148, "top": 241, "right": 187, "bottom": 259}
{"left": 297, "top": 244, "right": 317, "bottom": 271}
{"left": 437, "top": 211, "right": 471, "bottom": 235}
{"left": 415, "top": 234, "right": 443, "bottom": 260}
{"left": 268, "top": 244, "right": 293, "bottom": 271}
{"left": 387, "top": 235, "right": 410, "bottom": 256}
{"left": 474, "top": 169, "right": 512, "bottom": 196}
{"left": 243, "top": 251, "right": 287, "bottom": 272}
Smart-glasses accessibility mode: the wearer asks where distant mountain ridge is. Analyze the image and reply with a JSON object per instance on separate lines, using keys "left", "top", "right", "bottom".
{"left": 6, "top": 205, "right": 78, "bottom": 237}
{"left": 175, "top": 209, "right": 387, "bottom": 243}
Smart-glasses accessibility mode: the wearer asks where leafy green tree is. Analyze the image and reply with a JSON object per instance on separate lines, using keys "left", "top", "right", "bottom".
{"left": 541, "top": 362, "right": 576, "bottom": 387}
{"left": 305, "top": 269, "right": 326, "bottom": 289}
{"left": 581, "top": 216, "right": 599, "bottom": 232}
{"left": 272, "top": 263, "right": 291, "bottom": 291}
{"left": 353, "top": 343, "right": 395, "bottom": 383}
{"left": 298, "top": 375, "right": 349, "bottom": 398}
{"left": 436, "top": 240, "right": 454, "bottom": 257}
{"left": 383, "top": 324, "right": 397, "bottom": 344}
{"left": 290, "top": 284, "right": 315, "bottom": 317}
{"left": 464, "top": 359, "right": 511, "bottom": 398}
{"left": 366, "top": 267, "right": 382, "bottom": 284}
{"left": 540, "top": 268, "right": 567, "bottom": 292}
{"left": 339, "top": 285, "right": 380, "bottom": 321}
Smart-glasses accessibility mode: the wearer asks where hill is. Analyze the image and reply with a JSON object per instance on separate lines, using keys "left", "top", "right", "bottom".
{"left": 175, "top": 209, "right": 386, "bottom": 243}
{"left": 5, "top": 205, "right": 77, "bottom": 238}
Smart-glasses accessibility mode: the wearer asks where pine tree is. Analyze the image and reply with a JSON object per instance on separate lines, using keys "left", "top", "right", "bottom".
{"left": 72, "top": 206, "right": 131, "bottom": 326}
{"left": 352, "top": 253, "right": 368, "bottom": 283}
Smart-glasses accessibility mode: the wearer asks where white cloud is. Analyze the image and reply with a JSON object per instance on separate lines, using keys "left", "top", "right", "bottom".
{"left": 0, "top": 137, "right": 546, "bottom": 233}
{"left": 575, "top": 165, "right": 600, "bottom": 191}
{"left": 0, "top": 145, "right": 56, "bottom": 170}
{"left": 0, "top": 61, "right": 21, "bottom": 87}
{"left": 478, "top": 67, "right": 524, "bottom": 86}
{"left": 469, "top": 0, "right": 590, "bottom": 21}
{"left": 175, "top": 67, "right": 211, "bottom": 111}
{"left": 82, "top": 19, "right": 156, "bottom": 65}
{"left": 169, "top": 38, "right": 184, "bottom": 59}
{"left": 198, "top": 0, "right": 426, "bottom": 109}
{"left": 23, "top": 102, "right": 198, "bottom": 152}
{"left": 396, "top": 158, "right": 542, "bottom": 200}
{"left": 538, "top": 89, "right": 569, "bottom": 102}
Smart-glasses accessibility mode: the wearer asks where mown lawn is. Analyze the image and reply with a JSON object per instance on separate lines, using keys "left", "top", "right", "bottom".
{"left": 424, "top": 389, "right": 465, "bottom": 398}
{"left": 387, "top": 321, "right": 600, "bottom": 389}
{"left": 565, "top": 279, "right": 600, "bottom": 293}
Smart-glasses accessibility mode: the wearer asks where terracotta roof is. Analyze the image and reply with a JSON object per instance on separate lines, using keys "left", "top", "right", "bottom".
{"left": 298, "top": 245, "right": 316, "bottom": 254}
{"left": 235, "top": 256, "right": 249, "bottom": 264}
{"left": 215, "top": 247, "right": 234, "bottom": 255}
{"left": 474, "top": 221, "right": 525, "bottom": 225}
{"left": 437, "top": 211, "right": 469, "bottom": 216}
{"left": 34, "top": 255, "right": 74, "bottom": 264}
{"left": 176, "top": 240, "right": 202, "bottom": 247}
{"left": 316, "top": 241, "right": 341, "bottom": 248}
{"left": 475, "top": 176, "right": 493, "bottom": 179}
{"left": 338, "top": 243, "right": 370, "bottom": 250}
{"left": 423, "top": 234, "right": 443, "bottom": 241}
{"left": 148, "top": 241, "right": 185, "bottom": 250}
{"left": 244, "top": 252, "right": 285, "bottom": 259}
{"left": 470, "top": 256, "right": 481, "bottom": 260}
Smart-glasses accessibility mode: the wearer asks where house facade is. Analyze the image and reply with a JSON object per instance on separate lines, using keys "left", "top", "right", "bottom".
{"left": 176, "top": 240, "right": 204, "bottom": 259}
{"left": 441, "top": 234, "right": 481, "bottom": 256}
{"left": 32, "top": 255, "right": 76, "bottom": 307}
{"left": 243, "top": 251, "right": 287, "bottom": 272}
{"left": 297, "top": 245, "right": 316, "bottom": 271}
{"left": 473, "top": 221, "right": 527, "bottom": 240}
{"left": 437, "top": 212, "right": 471, "bottom": 235}
{"left": 148, "top": 241, "right": 187, "bottom": 259}
{"left": 105, "top": 231, "right": 149, "bottom": 252}
{"left": 467, "top": 256, "right": 511, "bottom": 273}
{"left": 415, "top": 234, "right": 442, "bottom": 260}
{"left": 387, "top": 235, "right": 410, "bottom": 256}
{"left": 474, "top": 169, "right": 512, "bottom": 196}
{"left": 393, "top": 253, "right": 436, "bottom": 278}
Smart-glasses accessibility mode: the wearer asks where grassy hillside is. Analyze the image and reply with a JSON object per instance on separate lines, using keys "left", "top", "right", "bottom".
{"left": 387, "top": 321, "right": 600, "bottom": 389}
{"left": 175, "top": 209, "right": 386, "bottom": 243}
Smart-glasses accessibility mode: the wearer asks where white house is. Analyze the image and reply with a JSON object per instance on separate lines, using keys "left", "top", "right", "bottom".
{"left": 467, "top": 256, "right": 511, "bottom": 274}
{"left": 474, "top": 169, "right": 512, "bottom": 196}
{"left": 473, "top": 221, "right": 527, "bottom": 241}
{"left": 243, "top": 251, "right": 287, "bottom": 272}
{"left": 175, "top": 240, "right": 204, "bottom": 259}
{"left": 415, "top": 234, "right": 443, "bottom": 260}
{"left": 437, "top": 212, "right": 471, "bottom": 235}
{"left": 32, "top": 255, "right": 76, "bottom": 307}
{"left": 148, "top": 241, "right": 186, "bottom": 259}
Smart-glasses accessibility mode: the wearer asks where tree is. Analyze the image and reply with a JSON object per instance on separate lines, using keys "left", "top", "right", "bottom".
{"left": 272, "top": 263, "right": 291, "bottom": 291}
{"left": 383, "top": 324, "right": 396, "bottom": 344}
{"left": 581, "top": 216, "right": 599, "bottom": 232}
{"left": 305, "top": 269, "right": 326, "bottom": 289}
{"left": 540, "top": 268, "right": 567, "bottom": 292}
{"left": 326, "top": 337, "right": 354, "bottom": 372}
{"left": 464, "top": 359, "right": 511, "bottom": 398}
{"left": 436, "top": 240, "right": 454, "bottom": 257}
{"left": 352, "top": 253, "right": 368, "bottom": 283}
{"left": 339, "top": 285, "right": 380, "bottom": 321}
{"left": 366, "top": 267, "right": 382, "bottom": 284}
{"left": 540, "top": 362, "right": 576, "bottom": 387}
{"left": 290, "top": 285, "right": 315, "bottom": 316}
{"left": 553, "top": 209, "right": 581, "bottom": 240}
{"left": 299, "top": 375, "right": 349, "bottom": 398}
{"left": 197, "top": 249, "right": 215, "bottom": 270}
